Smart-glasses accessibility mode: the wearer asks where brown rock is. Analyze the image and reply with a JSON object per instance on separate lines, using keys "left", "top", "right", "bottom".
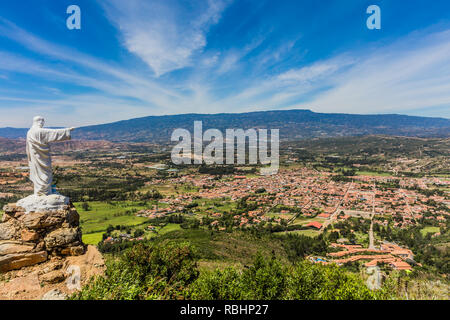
{"left": 44, "top": 228, "right": 81, "bottom": 249}
{"left": 14, "top": 211, "right": 25, "bottom": 219}
{"left": 0, "top": 219, "right": 20, "bottom": 240}
{"left": 21, "top": 229, "right": 40, "bottom": 242}
{"left": 3, "top": 204, "right": 21, "bottom": 214}
{"left": 0, "top": 241, "right": 35, "bottom": 256}
{"left": 0, "top": 201, "right": 85, "bottom": 276}
{"left": 18, "top": 206, "right": 80, "bottom": 231}
{"left": 60, "top": 245, "right": 85, "bottom": 256}
{"left": 1, "top": 213, "right": 11, "bottom": 223}
{"left": 66, "top": 208, "right": 80, "bottom": 227}
{"left": 0, "top": 251, "right": 47, "bottom": 273}
{"left": 19, "top": 211, "right": 65, "bottom": 230}
{"left": 40, "top": 260, "right": 63, "bottom": 274}
{"left": 2, "top": 210, "right": 25, "bottom": 222}
{"left": 34, "top": 241, "right": 45, "bottom": 252}
{"left": 39, "top": 270, "right": 65, "bottom": 284}
{"left": 0, "top": 246, "right": 104, "bottom": 300}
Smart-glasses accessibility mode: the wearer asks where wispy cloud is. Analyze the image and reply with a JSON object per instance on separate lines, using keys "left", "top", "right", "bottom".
{"left": 215, "top": 35, "right": 267, "bottom": 74}
{"left": 0, "top": 18, "right": 191, "bottom": 115}
{"left": 308, "top": 29, "right": 450, "bottom": 115}
{"left": 99, "top": 0, "right": 230, "bottom": 77}
{"left": 206, "top": 55, "right": 356, "bottom": 112}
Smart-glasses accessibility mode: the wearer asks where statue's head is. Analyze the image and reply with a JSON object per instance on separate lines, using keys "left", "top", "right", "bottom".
{"left": 33, "top": 116, "right": 45, "bottom": 128}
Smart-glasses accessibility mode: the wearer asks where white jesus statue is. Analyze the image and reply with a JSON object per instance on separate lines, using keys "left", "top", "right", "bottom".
{"left": 26, "top": 116, "right": 75, "bottom": 196}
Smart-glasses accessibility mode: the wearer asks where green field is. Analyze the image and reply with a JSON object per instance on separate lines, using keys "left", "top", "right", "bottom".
{"left": 77, "top": 199, "right": 185, "bottom": 245}
{"left": 293, "top": 216, "right": 326, "bottom": 226}
{"left": 158, "top": 223, "right": 182, "bottom": 235}
{"left": 420, "top": 226, "right": 440, "bottom": 237}
{"left": 75, "top": 201, "right": 150, "bottom": 236}
{"left": 75, "top": 199, "right": 236, "bottom": 245}
{"left": 82, "top": 232, "right": 104, "bottom": 245}
{"left": 356, "top": 171, "right": 391, "bottom": 177}
{"left": 282, "top": 229, "right": 320, "bottom": 237}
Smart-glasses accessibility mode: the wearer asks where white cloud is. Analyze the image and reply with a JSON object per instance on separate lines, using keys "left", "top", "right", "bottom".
{"left": 215, "top": 35, "right": 267, "bottom": 74}
{"left": 308, "top": 30, "right": 450, "bottom": 115}
{"left": 209, "top": 29, "right": 450, "bottom": 117}
{"left": 209, "top": 55, "right": 355, "bottom": 111}
{"left": 276, "top": 59, "right": 352, "bottom": 84}
{"left": 0, "top": 19, "right": 192, "bottom": 114}
{"left": 99, "top": 0, "right": 229, "bottom": 77}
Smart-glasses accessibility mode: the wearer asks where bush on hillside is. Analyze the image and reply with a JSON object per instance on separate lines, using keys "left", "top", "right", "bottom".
{"left": 73, "top": 242, "right": 390, "bottom": 300}
{"left": 71, "top": 241, "right": 198, "bottom": 300}
{"left": 188, "top": 253, "right": 380, "bottom": 300}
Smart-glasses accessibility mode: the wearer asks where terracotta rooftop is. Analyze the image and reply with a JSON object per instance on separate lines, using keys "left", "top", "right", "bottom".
{"left": 306, "top": 221, "right": 323, "bottom": 229}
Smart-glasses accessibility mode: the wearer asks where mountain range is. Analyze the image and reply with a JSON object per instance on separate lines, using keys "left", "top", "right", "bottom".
{"left": 1, "top": 110, "right": 449, "bottom": 143}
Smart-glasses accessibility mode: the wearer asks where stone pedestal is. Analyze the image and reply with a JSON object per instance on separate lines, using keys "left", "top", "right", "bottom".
{"left": 0, "top": 196, "right": 85, "bottom": 273}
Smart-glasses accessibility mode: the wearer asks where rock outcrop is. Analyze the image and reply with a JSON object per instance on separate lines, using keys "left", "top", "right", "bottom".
{"left": 0, "top": 245, "right": 105, "bottom": 300}
{"left": 0, "top": 197, "right": 105, "bottom": 300}
{"left": 0, "top": 199, "right": 85, "bottom": 273}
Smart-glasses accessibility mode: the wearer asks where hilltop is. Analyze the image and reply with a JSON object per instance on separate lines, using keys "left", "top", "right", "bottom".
{"left": 1, "top": 109, "right": 449, "bottom": 143}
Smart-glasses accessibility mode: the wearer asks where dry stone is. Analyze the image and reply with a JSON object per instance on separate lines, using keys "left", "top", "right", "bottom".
{"left": 45, "top": 228, "right": 81, "bottom": 249}
{"left": 0, "top": 241, "right": 35, "bottom": 255}
{"left": 60, "top": 245, "right": 85, "bottom": 256}
{"left": 1, "top": 213, "right": 11, "bottom": 223}
{"left": 19, "top": 211, "right": 65, "bottom": 229}
{"left": 0, "top": 251, "right": 48, "bottom": 273}
{"left": 39, "top": 269, "right": 66, "bottom": 284}
{"left": 2, "top": 204, "right": 21, "bottom": 214}
{"left": 21, "top": 229, "right": 40, "bottom": 242}
{"left": 0, "top": 199, "right": 85, "bottom": 273}
{"left": 0, "top": 219, "right": 20, "bottom": 240}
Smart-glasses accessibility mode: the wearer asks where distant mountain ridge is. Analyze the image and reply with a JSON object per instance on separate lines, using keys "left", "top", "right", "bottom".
{"left": 1, "top": 109, "right": 449, "bottom": 142}
{"left": 0, "top": 137, "right": 117, "bottom": 154}
{"left": 0, "top": 127, "right": 28, "bottom": 139}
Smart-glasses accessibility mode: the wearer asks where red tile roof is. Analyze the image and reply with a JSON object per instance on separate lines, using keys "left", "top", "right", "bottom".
{"left": 306, "top": 221, "right": 323, "bottom": 229}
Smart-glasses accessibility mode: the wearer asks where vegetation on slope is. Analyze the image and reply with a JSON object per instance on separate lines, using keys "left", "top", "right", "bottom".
{"left": 72, "top": 241, "right": 388, "bottom": 300}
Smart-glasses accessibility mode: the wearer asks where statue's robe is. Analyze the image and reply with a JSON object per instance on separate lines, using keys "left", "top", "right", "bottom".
{"left": 26, "top": 126, "right": 71, "bottom": 195}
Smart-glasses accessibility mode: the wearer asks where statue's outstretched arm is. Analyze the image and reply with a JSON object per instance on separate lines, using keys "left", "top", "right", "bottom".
{"left": 41, "top": 127, "right": 72, "bottom": 143}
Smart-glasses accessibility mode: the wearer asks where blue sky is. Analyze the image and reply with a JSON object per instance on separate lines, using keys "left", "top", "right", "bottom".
{"left": 0, "top": 0, "right": 450, "bottom": 127}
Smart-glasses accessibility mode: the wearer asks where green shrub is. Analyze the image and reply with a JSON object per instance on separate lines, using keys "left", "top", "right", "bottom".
{"left": 74, "top": 243, "right": 390, "bottom": 300}
{"left": 188, "top": 253, "right": 379, "bottom": 300}
{"left": 286, "top": 262, "right": 376, "bottom": 300}
{"left": 188, "top": 267, "right": 243, "bottom": 300}
{"left": 72, "top": 241, "right": 199, "bottom": 300}
{"left": 123, "top": 240, "right": 199, "bottom": 289}
{"left": 240, "top": 253, "right": 287, "bottom": 299}
{"left": 70, "top": 259, "right": 155, "bottom": 300}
